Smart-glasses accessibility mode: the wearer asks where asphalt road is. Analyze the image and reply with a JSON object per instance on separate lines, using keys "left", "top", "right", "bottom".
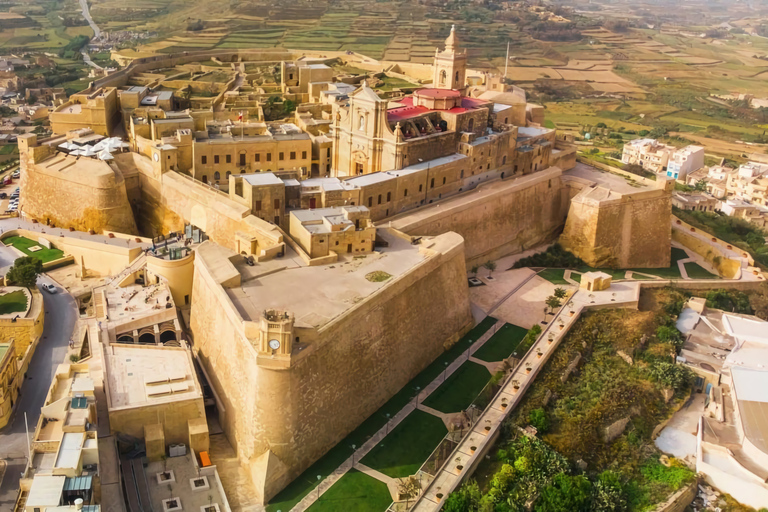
{"left": 0, "top": 276, "right": 77, "bottom": 512}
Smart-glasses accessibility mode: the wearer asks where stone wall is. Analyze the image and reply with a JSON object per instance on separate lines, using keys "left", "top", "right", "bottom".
{"left": 560, "top": 185, "right": 672, "bottom": 269}
{"left": 650, "top": 478, "right": 698, "bottom": 512}
{"left": 189, "top": 232, "right": 473, "bottom": 503}
{"left": 389, "top": 167, "right": 569, "bottom": 267}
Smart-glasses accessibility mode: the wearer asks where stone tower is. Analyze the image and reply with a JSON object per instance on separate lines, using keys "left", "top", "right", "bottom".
{"left": 432, "top": 25, "right": 467, "bottom": 93}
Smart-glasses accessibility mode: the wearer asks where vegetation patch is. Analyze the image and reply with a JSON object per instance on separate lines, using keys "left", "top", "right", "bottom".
{"left": 453, "top": 289, "right": 698, "bottom": 511}
{"left": 423, "top": 361, "right": 491, "bottom": 414}
{"left": 305, "top": 469, "right": 392, "bottom": 512}
{"left": 4, "top": 236, "right": 65, "bottom": 263}
{"left": 360, "top": 409, "right": 447, "bottom": 478}
{"left": 0, "top": 290, "right": 28, "bottom": 315}
{"left": 365, "top": 271, "right": 392, "bottom": 283}
{"left": 537, "top": 268, "right": 570, "bottom": 285}
{"left": 473, "top": 323, "right": 529, "bottom": 363}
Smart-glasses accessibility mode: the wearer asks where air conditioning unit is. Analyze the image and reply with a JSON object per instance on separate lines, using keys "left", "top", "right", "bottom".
{"left": 169, "top": 444, "right": 187, "bottom": 457}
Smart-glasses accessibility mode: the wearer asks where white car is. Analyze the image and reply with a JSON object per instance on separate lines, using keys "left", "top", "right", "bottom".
{"left": 42, "top": 283, "right": 56, "bottom": 293}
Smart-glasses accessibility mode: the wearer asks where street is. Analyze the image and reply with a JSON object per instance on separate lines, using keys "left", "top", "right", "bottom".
{"left": 0, "top": 275, "right": 78, "bottom": 512}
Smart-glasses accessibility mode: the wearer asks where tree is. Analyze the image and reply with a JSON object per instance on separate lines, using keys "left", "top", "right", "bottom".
{"left": 545, "top": 295, "right": 562, "bottom": 314}
{"left": 536, "top": 473, "right": 593, "bottom": 512}
{"left": 483, "top": 260, "right": 497, "bottom": 277}
{"left": 27, "top": 95, "right": 38, "bottom": 105}
{"left": 470, "top": 264, "right": 480, "bottom": 277}
{"left": 6, "top": 256, "right": 43, "bottom": 288}
{"left": 396, "top": 476, "right": 421, "bottom": 508}
{"left": 444, "top": 480, "right": 482, "bottom": 512}
{"left": 553, "top": 287, "right": 567, "bottom": 300}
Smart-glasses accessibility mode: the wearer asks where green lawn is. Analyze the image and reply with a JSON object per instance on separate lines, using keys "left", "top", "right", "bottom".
{"left": 423, "top": 361, "right": 491, "bottom": 414}
{"left": 3, "top": 236, "right": 64, "bottom": 263}
{"left": 473, "top": 323, "right": 528, "bottom": 363}
{"left": 0, "top": 290, "right": 27, "bottom": 314}
{"left": 360, "top": 409, "right": 447, "bottom": 479}
{"left": 684, "top": 262, "right": 718, "bottom": 279}
{"left": 306, "top": 469, "right": 392, "bottom": 512}
{"left": 627, "top": 247, "right": 689, "bottom": 280}
{"left": 537, "top": 268, "right": 570, "bottom": 285}
{"left": 266, "top": 317, "right": 497, "bottom": 512}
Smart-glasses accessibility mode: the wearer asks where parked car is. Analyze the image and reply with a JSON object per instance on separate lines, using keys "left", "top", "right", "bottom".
{"left": 42, "top": 283, "right": 57, "bottom": 293}
{"left": 0, "top": 192, "right": 7, "bottom": 199}
{"left": 2, "top": 177, "right": 10, "bottom": 186}
{"left": 11, "top": 171, "right": 19, "bottom": 178}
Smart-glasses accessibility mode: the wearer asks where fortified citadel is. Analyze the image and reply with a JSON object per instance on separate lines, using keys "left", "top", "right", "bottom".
{"left": 16, "top": 29, "right": 672, "bottom": 504}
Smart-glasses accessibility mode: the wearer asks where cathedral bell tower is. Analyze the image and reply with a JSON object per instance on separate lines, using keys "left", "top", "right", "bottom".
{"left": 432, "top": 25, "right": 467, "bottom": 93}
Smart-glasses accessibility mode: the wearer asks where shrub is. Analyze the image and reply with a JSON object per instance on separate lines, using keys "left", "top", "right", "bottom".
{"left": 639, "top": 130, "right": 649, "bottom": 136}
{"left": 513, "top": 244, "right": 586, "bottom": 269}
{"left": 6, "top": 256, "right": 43, "bottom": 288}
{"left": 535, "top": 473, "right": 593, "bottom": 512}
{"left": 647, "top": 361, "right": 693, "bottom": 390}
{"left": 529, "top": 408, "right": 550, "bottom": 432}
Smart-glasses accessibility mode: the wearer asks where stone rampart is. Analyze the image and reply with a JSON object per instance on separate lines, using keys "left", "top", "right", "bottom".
{"left": 189, "top": 232, "right": 473, "bottom": 503}
{"left": 388, "top": 167, "right": 569, "bottom": 267}
{"left": 560, "top": 184, "right": 672, "bottom": 268}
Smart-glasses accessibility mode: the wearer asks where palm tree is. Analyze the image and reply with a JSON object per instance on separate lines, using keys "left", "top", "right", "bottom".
{"left": 554, "top": 287, "right": 567, "bottom": 299}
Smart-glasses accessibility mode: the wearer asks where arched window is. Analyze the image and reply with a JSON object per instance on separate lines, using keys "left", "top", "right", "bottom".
{"left": 440, "top": 70, "right": 447, "bottom": 85}
{"left": 468, "top": 118, "right": 474, "bottom": 132}
{"left": 214, "top": 171, "right": 221, "bottom": 181}
{"left": 502, "top": 155, "right": 507, "bottom": 165}
{"left": 386, "top": 192, "right": 391, "bottom": 202}
{"left": 226, "top": 171, "right": 231, "bottom": 178}
{"left": 359, "top": 115, "right": 365, "bottom": 131}
{"left": 202, "top": 175, "right": 208, "bottom": 184}
{"left": 504, "top": 117, "right": 508, "bottom": 124}
{"left": 455, "top": 71, "right": 459, "bottom": 83}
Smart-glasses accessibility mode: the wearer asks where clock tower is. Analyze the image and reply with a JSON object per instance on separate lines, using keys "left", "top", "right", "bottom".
{"left": 258, "top": 309, "right": 294, "bottom": 356}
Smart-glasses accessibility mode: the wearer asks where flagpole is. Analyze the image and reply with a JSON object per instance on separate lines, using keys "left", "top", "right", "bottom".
{"left": 504, "top": 41, "right": 510, "bottom": 81}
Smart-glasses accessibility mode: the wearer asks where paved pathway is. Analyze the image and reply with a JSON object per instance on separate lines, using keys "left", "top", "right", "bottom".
{"left": 0, "top": 218, "right": 150, "bottom": 250}
{"left": 0, "top": 276, "right": 78, "bottom": 512}
{"left": 290, "top": 318, "right": 505, "bottom": 512}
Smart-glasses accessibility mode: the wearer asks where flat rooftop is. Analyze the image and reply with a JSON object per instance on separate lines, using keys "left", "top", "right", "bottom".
{"left": 242, "top": 172, "right": 283, "bottom": 186}
{"left": 105, "top": 345, "right": 202, "bottom": 410}
{"left": 564, "top": 161, "right": 655, "bottom": 195}
{"left": 213, "top": 229, "right": 428, "bottom": 328}
{"left": 732, "top": 368, "right": 768, "bottom": 456}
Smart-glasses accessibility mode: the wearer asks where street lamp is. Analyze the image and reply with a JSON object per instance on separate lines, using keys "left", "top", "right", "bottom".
{"left": 351, "top": 444, "right": 356, "bottom": 465}
{"left": 316, "top": 475, "right": 322, "bottom": 500}
{"left": 413, "top": 385, "right": 421, "bottom": 403}
{"left": 384, "top": 413, "right": 391, "bottom": 434}
{"left": 443, "top": 361, "right": 449, "bottom": 383}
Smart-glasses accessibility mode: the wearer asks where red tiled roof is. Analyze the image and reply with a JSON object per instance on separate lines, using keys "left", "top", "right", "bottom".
{"left": 387, "top": 105, "right": 430, "bottom": 122}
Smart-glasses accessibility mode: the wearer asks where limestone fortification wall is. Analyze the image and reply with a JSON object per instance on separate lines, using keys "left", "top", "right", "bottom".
{"left": 18, "top": 136, "right": 138, "bottom": 235}
{"left": 135, "top": 166, "right": 284, "bottom": 258}
{"left": 560, "top": 186, "right": 672, "bottom": 269}
{"left": 189, "top": 232, "right": 473, "bottom": 503}
{"left": 388, "top": 167, "right": 569, "bottom": 267}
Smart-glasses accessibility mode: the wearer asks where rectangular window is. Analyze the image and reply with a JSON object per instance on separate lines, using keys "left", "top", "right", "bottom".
{"left": 274, "top": 199, "right": 280, "bottom": 209}
{"left": 255, "top": 200, "right": 262, "bottom": 211}
{"left": 226, "top": 155, "right": 232, "bottom": 164}
{"left": 202, "top": 156, "right": 207, "bottom": 164}
{"left": 255, "top": 154, "right": 260, "bottom": 162}
{"left": 214, "top": 155, "right": 220, "bottom": 164}
{"left": 327, "top": 148, "right": 331, "bottom": 157}
{"left": 279, "top": 152, "right": 284, "bottom": 161}
{"left": 302, "top": 151, "right": 307, "bottom": 159}
{"left": 290, "top": 151, "right": 296, "bottom": 160}
{"left": 267, "top": 153, "right": 272, "bottom": 162}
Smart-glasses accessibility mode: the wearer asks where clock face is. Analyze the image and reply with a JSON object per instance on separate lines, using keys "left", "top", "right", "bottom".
{"left": 269, "top": 339, "right": 280, "bottom": 350}
{"left": 153, "top": 153, "right": 160, "bottom": 162}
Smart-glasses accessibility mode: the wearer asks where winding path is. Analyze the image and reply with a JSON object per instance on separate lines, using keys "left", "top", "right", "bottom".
{"left": 78, "top": 0, "right": 103, "bottom": 70}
